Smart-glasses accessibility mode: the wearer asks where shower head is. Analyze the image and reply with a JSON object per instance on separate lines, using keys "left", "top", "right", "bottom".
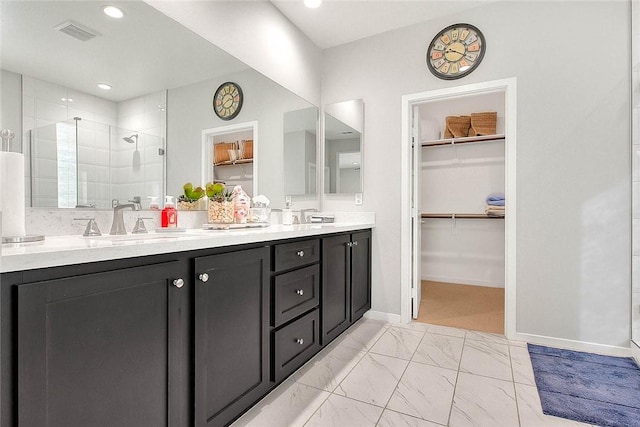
{"left": 123, "top": 134, "right": 138, "bottom": 144}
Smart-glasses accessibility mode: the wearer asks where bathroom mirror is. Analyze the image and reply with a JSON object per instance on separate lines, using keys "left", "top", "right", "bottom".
{"left": 1, "top": 0, "right": 319, "bottom": 210}
{"left": 324, "top": 99, "right": 364, "bottom": 194}
{"left": 283, "top": 106, "right": 319, "bottom": 198}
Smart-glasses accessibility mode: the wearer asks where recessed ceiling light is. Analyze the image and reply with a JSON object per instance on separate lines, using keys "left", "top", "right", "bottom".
{"left": 103, "top": 5, "right": 124, "bottom": 18}
{"left": 304, "top": 0, "right": 321, "bottom": 8}
{"left": 97, "top": 83, "right": 112, "bottom": 90}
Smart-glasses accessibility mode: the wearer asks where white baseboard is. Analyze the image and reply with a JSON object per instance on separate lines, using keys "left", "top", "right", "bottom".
{"left": 632, "top": 340, "right": 640, "bottom": 365}
{"left": 515, "top": 332, "right": 632, "bottom": 357}
{"left": 363, "top": 310, "right": 402, "bottom": 324}
{"left": 421, "top": 275, "right": 504, "bottom": 288}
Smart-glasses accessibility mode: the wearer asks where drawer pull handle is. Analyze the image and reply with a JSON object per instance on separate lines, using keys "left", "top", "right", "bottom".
{"left": 296, "top": 289, "right": 304, "bottom": 296}
{"left": 199, "top": 273, "right": 209, "bottom": 283}
{"left": 173, "top": 278, "right": 184, "bottom": 288}
{"left": 295, "top": 338, "right": 304, "bottom": 345}
{"left": 296, "top": 250, "right": 305, "bottom": 257}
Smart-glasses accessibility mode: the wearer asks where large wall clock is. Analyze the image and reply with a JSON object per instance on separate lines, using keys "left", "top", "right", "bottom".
{"left": 426, "top": 23, "right": 485, "bottom": 80}
{"left": 213, "top": 82, "right": 243, "bottom": 120}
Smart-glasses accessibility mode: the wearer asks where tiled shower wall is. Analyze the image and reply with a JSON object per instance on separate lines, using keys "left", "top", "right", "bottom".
{"left": 23, "top": 75, "right": 165, "bottom": 208}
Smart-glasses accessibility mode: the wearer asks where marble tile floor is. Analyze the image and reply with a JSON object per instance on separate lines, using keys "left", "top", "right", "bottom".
{"left": 232, "top": 319, "right": 594, "bottom": 427}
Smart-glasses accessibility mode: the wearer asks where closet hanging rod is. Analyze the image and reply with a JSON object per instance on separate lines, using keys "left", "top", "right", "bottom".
{"left": 421, "top": 213, "right": 505, "bottom": 219}
{"left": 421, "top": 133, "right": 505, "bottom": 147}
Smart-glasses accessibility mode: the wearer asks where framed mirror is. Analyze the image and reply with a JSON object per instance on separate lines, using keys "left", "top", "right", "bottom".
{"left": 324, "top": 99, "right": 364, "bottom": 194}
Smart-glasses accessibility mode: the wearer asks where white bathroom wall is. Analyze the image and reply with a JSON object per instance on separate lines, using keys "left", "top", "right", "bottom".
{"left": 145, "top": 0, "right": 322, "bottom": 106}
{"left": 322, "top": 1, "right": 631, "bottom": 347}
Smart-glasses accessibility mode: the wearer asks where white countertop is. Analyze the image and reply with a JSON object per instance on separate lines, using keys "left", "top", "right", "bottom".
{"left": 1, "top": 222, "right": 374, "bottom": 273}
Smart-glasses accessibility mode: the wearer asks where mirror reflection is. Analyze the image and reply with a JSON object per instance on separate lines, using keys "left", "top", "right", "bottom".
{"left": 1, "top": 0, "right": 319, "bottom": 210}
{"left": 283, "top": 107, "right": 318, "bottom": 198}
{"left": 324, "top": 99, "right": 364, "bottom": 194}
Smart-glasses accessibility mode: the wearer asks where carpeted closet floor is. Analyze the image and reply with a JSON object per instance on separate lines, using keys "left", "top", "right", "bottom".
{"left": 416, "top": 280, "right": 505, "bottom": 334}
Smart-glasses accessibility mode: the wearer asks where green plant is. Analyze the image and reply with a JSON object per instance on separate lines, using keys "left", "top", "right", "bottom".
{"left": 206, "top": 182, "right": 226, "bottom": 200}
{"left": 181, "top": 182, "right": 205, "bottom": 202}
{"left": 210, "top": 190, "right": 233, "bottom": 203}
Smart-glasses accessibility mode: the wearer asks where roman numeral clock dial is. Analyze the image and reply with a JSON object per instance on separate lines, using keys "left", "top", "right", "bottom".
{"left": 427, "top": 24, "right": 485, "bottom": 80}
{"left": 213, "top": 82, "right": 243, "bottom": 120}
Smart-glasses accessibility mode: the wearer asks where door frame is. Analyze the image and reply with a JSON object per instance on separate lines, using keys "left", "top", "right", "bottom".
{"left": 399, "top": 78, "right": 518, "bottom": 339}
{"left": 201, "top": 121, "right": 259, "bottom": 197}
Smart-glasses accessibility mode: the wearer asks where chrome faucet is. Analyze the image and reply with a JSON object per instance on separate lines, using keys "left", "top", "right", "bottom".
{"left": 300, "top": 208, "right": 318, "bottom": 224}
{"left": 110, "top": 202, "right": 141, "bottom": 235}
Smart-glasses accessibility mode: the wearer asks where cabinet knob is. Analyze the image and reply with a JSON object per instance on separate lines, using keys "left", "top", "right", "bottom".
{"left": 296, "top": 250, "right": 305, "bottom": 257}
{"left": 199, "top": 273, "right": 209, "bottom": 283}
{"left": 346, "top": 242, "right": 353, "bottom": 247}
{"left": 352, "top": 241, "right": 359, "bottom": 246}
{"left": 173, "top": 278, "right": 184, "bottom": 288}
{"left": 295, "top": 338, "right": 304, "bottom": 345}
{"left": 296, "top": 289, "right": 304, "bottom": 296}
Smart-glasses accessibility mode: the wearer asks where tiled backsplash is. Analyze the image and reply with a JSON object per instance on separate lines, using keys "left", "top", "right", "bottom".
{"left": 25, "top": 208, "right": 374, "bottom": 237}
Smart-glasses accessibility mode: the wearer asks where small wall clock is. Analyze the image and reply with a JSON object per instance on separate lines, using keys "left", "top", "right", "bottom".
{"left": 426, "top": 23, "right": 485, "bottom": 80}
{"left": 213, "top": 82, "right": 243, "bottom": 120}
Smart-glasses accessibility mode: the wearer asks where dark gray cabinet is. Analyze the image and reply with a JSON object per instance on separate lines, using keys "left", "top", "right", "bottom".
{"left": 194, "top": 246, "right": 271, "bottom": 427}
{"left": 321, "top": 230, "right": 372, "bottom": 345}
{"left": 16, "top": 260, "right": 188, "bottom": 427}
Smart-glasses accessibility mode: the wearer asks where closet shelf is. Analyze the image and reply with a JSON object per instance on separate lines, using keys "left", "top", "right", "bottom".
{"left": 421, "top": 134, "right": 505, "bottom": 147}
{"left": 421, "top": 213, "right": 504, "bottom": 219}
{"left": 213, "top": 159, "right": 253, "bottom": 166}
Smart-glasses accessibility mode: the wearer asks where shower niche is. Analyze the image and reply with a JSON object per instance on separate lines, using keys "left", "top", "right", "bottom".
{"left": 28, "top": 117, "right": 165, "bottom": 209}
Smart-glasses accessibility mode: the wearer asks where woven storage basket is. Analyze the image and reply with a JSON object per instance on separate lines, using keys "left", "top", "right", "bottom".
{"left": 444, "top": 115, "right": 471, "bottom": 138}
{"left": 213, "top": 142, "right": 238, "bottom": 165}
{"left": 470, "top": 112, "right": 497, "bottom": 136}
{"left": 240, "top": 139, "right": 254, "bottom": 160}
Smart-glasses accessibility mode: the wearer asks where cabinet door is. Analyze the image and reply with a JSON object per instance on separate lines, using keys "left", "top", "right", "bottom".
{"left": 351, "top": 230, "right": 372, "bottom": 322}
{"left": 321, "top": 234, "right": 351, "bottom": 345}
{"left": 18, "top": 261, "right": 186, "bottom": 427}
{"left": 194, "top": 246, "right": 271, "bottom": 427}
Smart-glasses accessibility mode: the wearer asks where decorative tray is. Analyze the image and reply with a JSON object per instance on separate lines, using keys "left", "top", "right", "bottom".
{"left": 202, "top": 223, "right": 270, "bottom": 230}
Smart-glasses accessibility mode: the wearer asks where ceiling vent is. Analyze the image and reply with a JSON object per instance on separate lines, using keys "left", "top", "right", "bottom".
{"left": 54, "top": 20, "right": 100, "bottom": 42}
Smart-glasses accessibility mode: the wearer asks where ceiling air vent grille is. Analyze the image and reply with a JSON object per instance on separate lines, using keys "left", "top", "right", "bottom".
{"left": 54, "top": 20, "right": 100, "bottom": 42}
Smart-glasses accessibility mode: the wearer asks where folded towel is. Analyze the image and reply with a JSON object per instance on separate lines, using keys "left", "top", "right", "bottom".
{"left": 486, "top": 192, "right": 505, "bottom": 206}
{"left": 485, "top": 204, "right": 505, "bottom": 217}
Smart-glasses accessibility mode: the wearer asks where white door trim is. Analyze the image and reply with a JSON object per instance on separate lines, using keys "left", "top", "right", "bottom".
{"left": 400, "top": 77, "right": 517, "bottom": 339}
{"left": 201, "top": 121, "right": 259, "bottom": 197}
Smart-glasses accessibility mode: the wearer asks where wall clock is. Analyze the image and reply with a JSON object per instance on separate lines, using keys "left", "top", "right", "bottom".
{"left": 426, "top": 23, "right": 485, "bottom": 80}
{"left": 213, "top": 82, "right": 243, "bottom": 120}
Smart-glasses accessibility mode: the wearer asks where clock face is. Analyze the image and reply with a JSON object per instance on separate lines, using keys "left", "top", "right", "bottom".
{"left": 213, "top": 82, "right": 243, "bottom": 120}
{"left": 426, "top": 24, "right": 485, "bottom": 80}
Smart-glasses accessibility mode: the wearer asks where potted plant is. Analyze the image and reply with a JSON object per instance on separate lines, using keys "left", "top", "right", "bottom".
{"left": 207, "top": 182, "right": 235, "bottom": 225}
{"left": 177, "top": 183, "right": 207, "bottom": 210}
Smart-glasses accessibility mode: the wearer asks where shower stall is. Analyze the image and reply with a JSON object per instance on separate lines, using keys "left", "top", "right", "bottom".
{"left": 27, "top": 117, "right": 165, "bottom": 209}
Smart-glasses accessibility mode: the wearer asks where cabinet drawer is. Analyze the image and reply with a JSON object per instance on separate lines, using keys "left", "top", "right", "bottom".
{"left": 274, "top": 239, "right": 320, "bottom": 272}
{"left": 273, "top": 264, "right": 319, "bottom": 327}
{"left": 272, "top": 309, "right": 320, "bottom": 383}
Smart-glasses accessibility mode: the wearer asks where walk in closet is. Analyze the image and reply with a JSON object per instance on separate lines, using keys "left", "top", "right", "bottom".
{"left": 413, "top": 89, "right": 506, "bottom": 334}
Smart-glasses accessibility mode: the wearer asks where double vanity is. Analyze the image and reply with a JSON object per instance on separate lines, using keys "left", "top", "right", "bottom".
{"left": 0, "top": 221, "right": 373, "bottom": 427}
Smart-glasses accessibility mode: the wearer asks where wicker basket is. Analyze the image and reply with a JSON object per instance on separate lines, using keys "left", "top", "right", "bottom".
{"left": 213, "top": 141, "right": 238, "bottom": 165}
{"left": 444, "top": 116, "right": 471, "bottom": 138}
{"left": 470, "top": 112, "right": 497, "bottom": 136}
{"left": 239, "top": 139, "right": 253, "bottom": 160}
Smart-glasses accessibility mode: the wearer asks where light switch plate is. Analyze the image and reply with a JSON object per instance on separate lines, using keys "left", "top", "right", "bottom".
{"left": 355, "top": 193, "right": 363, "bottom": 205}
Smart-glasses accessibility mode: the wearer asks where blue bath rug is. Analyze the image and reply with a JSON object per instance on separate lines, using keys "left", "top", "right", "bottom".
{"left": 527, "top": 344, "right": 640, "bottom": 427}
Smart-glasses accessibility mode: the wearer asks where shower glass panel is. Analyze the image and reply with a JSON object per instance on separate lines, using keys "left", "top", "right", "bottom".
{"left": 29, "top": 118, "right": 165, "bottom": 209}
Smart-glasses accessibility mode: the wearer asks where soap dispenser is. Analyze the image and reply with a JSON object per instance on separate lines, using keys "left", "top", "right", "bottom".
{"left": 161, "top": 195, "right": 178, "bottom": 228}
{"left": 282, "top": 199, "right": 293, "bottom": 225}
{"left": 147, "top": 196, "right": 160, "bottom": 210}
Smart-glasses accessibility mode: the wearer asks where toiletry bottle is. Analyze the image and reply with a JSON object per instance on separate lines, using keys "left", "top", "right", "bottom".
{"left": 148, "top": 196, "right": 160, "bottom": 210}
{"left": 161, "top": 195, "right": 178, "bottom": 228}
{"left": 282, "top": 200, "right": 293, "bottom": 225}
